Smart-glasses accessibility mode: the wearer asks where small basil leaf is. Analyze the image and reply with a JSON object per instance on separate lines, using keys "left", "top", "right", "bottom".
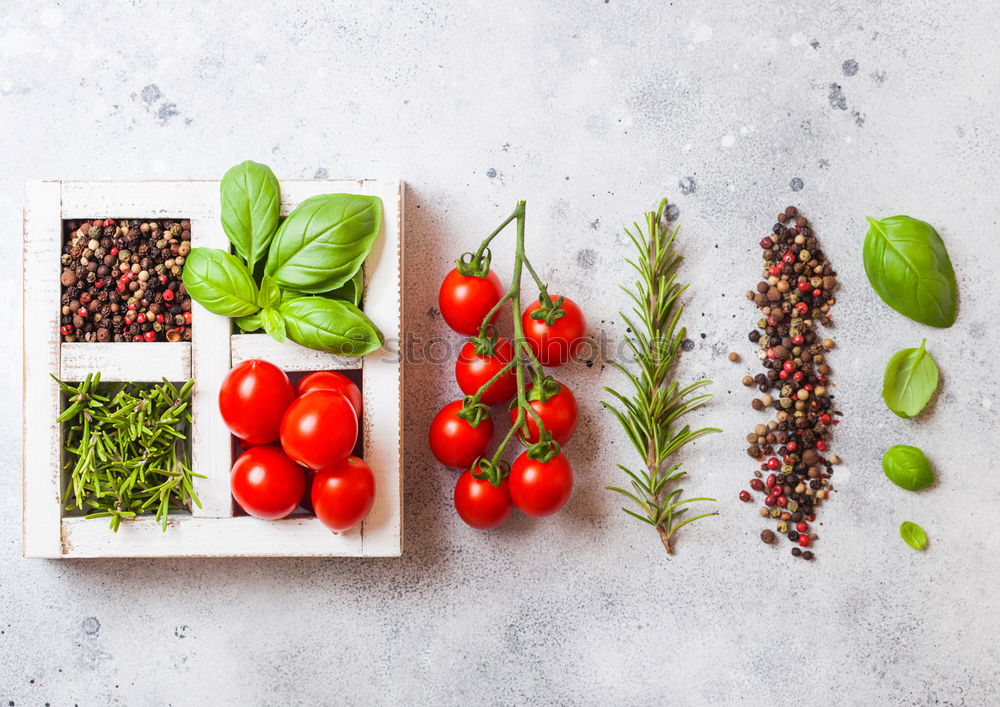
{"left": 260, "top": 307, "right": 286, "bottom": 343}
{"left": 899, "top": 521, "right": 928, "bottom": 550}
{"left": 322, "top": 265, "right": 364, "bottom": 306}
{"left": 234, "top": 313, "right": 263, "bottom": 332}
{"left": 181, "top": 248, "right": 260, "bottom": 317}
{"left": 220, "top": 160, "right": 280, "bottom": 270}
{"left": 279, "top": 295, "right": 383, "bottom": 356}
{"left": 266, "top": 194, "right": 382, "bottom": 294}
{"left": 258, "top": 273, "right": 282, "bottom": 309}
{"left": 882, "top": 339, "right": 939, "bottom": 418}
{"left": 863, "top": 215, "right": 958, "bottom": 327}
{"left": 882, "top": 444, "right": 935, "bottom": 491}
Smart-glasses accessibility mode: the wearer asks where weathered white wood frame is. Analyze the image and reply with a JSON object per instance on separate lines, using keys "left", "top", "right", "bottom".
{"left": 23, "top": 179, "right": 403, "bottom": 558}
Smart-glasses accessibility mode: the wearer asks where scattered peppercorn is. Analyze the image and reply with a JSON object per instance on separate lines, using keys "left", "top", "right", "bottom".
{"left": 760, "top": 529, "right": 775, "bottom": 544}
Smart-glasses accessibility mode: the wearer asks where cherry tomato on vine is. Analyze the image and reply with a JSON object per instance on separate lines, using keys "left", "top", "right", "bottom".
{"left": 230, "top": 445, "right": 306, "bottom": 520}
{"left": 280, "top": 390, "right": 358, "bottom": 470}
{"left": 218, "top": 359, "right": 296, "bottom": 445}
{"left": 296, "top": 370, "right": 362, "bottom": 420}
{"left": 508, "top": 451, "right": 573, "bottom": 517}
{"left": 428, "top": 400, "right": 494, "bottom": 468}
{"left": 439, "top": 268, "right": 504, "bottom": 336}
{"left": 521, "top": 296, "right": 587, "bottom": 366}
{"left": 454, "top": 467, "right": 513, "bottom": 529}
{"left": 312, "top": 456, "right": 376, "bottom": 533}
{"left": 455, "top": 337, "right": 517, "bottom": 405}
{"left": 511, "top": 381, "right": 578, "bottom": 446}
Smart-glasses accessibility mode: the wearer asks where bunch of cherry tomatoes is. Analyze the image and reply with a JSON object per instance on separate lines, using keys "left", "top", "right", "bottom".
{"left": 431, "top": 266, "right": 587, "bottom": 529}
{"left": 219, "top": 359, "right": 375, "bottom": 533}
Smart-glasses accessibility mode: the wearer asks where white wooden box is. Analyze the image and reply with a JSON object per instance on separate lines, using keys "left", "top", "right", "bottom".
{"left": 22, "top": 179, "right": 403, "bottom": 558}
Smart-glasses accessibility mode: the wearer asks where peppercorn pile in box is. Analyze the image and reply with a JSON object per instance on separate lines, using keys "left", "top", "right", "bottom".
{"left": 23, "top": 179, "right": 403, "bottom": 558}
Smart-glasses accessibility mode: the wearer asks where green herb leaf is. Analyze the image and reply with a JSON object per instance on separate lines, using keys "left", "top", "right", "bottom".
{"left": 181, "top": 248, "right": 261, "bottom": 317}
{"left": 882, "top": 339, "right": 939, "bottom": 418}
{"left": 260, "top": 307, "right": 286, "bottom": 343}
{"left": 882, "top": 444, "right": 935, "bottom": 491}
{"left": 863, "top": 215, "right": 957, "bottom": 328}
{"left": 321, "top": 265, "right": 365, "bottom": 306}
{"left": 899, "top": 521, "right": 928, "bottom": 550}
{"left": 258, "top": 273, "right": 282, "bottom": 309}
{"left": 279, "top": 295, "right": 383, "bottom": 356}
{"left": 265, "top": 194, "right": 382, "bottom": 294}
{"left": 220, "top": 160, "right": 280, "bottom": 270}
{"left": 234, "top": 313, "right": 263, "bottom": 332}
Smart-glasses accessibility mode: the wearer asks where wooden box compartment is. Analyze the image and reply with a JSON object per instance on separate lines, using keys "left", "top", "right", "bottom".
{"left": 23, "top": 180, "right": 402, "bottom": 558}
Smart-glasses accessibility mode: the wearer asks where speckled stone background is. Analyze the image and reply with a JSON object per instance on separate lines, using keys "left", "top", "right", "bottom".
{"left": 2, "top": 1, "right": 998, "bottom": 704}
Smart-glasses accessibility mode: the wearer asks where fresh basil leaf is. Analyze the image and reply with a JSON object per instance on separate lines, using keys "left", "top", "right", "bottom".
{"left": 899, "top": 521, "right": 928, "bottom": 550}
{"left": 220, "top": 160, "right": 280, "bottom": 270}
{"left": 266, "top": 194, "right": 382, "bottom": 294}
{"left": 181, "top": 248, "right": 260, "bottom": 317}
{"left": 322, "top": 265, "right": 364, "bottom": 306}
{"left": 863, "top": 215, "right": 957, "bottom": 327}
{"left": 260, "top": 307, "right": 286, "bottom": 343}
{"left": 258, "top": 273, "right": 282, "bottom": 309}
{"left": 279, "top": 295, "right": 383, "bottom": 356}
{"left": 234, "top": 313, "right": 263, "bottom": 332}
{"left": 882, "top": 339, "right": 939, "bottom": 418}
{"left": 882, "top": 444, "right": 935, "bottom": 491}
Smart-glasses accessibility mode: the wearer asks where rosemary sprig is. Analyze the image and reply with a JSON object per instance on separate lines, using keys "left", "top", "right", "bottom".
{"left": 603, "top": 199, "right": 721, "bottom": 554}
{"left": 53, "top": 373, "right": 203, "bottom": 532}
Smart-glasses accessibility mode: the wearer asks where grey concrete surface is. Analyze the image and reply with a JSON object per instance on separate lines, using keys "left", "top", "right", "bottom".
{"left": 2, "top": 1, "right": 998, "bottom": 704}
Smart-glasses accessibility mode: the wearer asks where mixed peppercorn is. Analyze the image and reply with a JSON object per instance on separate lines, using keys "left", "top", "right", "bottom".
{"left": 59, "top": 218, "right": 192, "bottom": 343}
{"left": 740, "top": 206, "right": 840, "bottom": 560}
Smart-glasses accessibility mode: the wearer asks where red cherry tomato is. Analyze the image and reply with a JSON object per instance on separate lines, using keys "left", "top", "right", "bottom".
{"left": 455, "top": 337, "right": 517, "bottom": 405}
{"left": 311, "top": 456, "right": 376, "bottom": 533}
{"left": 218, "top": 359, "right": 295, "bottom": 444}
{"left": 453, "top": 467, "right": 513, "bottom": 529}
{"left": 511, "top": 381, "right": 578, "bottom": 446}
{"left": 438, "top": 268, "right": 504, "bottom": 336}
{"left": 428, "top": 400, "right": 494, "bottom": 468}
{"left": 230, "top": 445, "right": 306, "bottom": 520}
{"left": 508, "top": 452, "right": 573, "bottom": 517}
{"left": 521, "top": 296, "right": 587, "bottom": 366}
{"left": 280, "top": 390, "right": 358, "bottom": 470}
{"left": 296, "top": 371, "right": 362, "bottom": 420}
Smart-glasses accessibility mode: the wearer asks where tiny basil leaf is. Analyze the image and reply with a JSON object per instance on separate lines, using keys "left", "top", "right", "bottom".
{"left": 260, "top": 307, "right": 286, "bottom": 343}
{"left": 220, "top": 160, "right": 280, "bottom": 270}
{"left": 899, "top": 521, "right": 928, "bottom": 550}
{"left": 234, "top": 313, "right": 263, "bottom": 332}
{"left": 882, "top": 444, "right": 935, "bottom": 491}
{"left": 279, "top": 295, "right": 383, "bottom": 356}
{"left": 882, "top": 339, "right": 939, "bottom": 418}
{"left": 181, "top": 248, "right": 260, "bottom": 317}
{"left": 322, "top": 265, "right": 364, "bottom": 306}
{"left": 258, "top": 273, "right": 282, "bottom": 309}
{"left": 266, "top": 193, "right": 382, "bottom": 294}
{"left": 863, "top": 215, "right": 958, "bottom": 328}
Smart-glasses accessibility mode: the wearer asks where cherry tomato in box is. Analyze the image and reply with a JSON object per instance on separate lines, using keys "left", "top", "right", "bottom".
{"left": 508, "top": 451, "right": 573, "bottom": 517}
{"left": 429, "top": 400, "right": 494, "bottom": 469}
{"left": 219, "top": 359, "right": 295, "bottom": 445}
{"left": 511, "top": 380, "right": 578, "bottom": 446}
{"left": 521, "top": 296, "right": 587, "bottom": 366}
{"left": 230, "top": 445, "right": 306, "bottom": 520}
{"left": 312, "top": 456, "right": 376, "bottom": 533}
{"left": 455, "top": 337, "right": 517, "bottom": 405}
{"left": 296, "top": 370, "right": 362, "bottom": 420}
{"left": 280, "top": 389, "right": 358, "bottom": 470}
{"left": 438, "top": 268, "right": 504, "bottom": 336}
{"left": 454, "top": 467, "right": 513, "bottom": 529}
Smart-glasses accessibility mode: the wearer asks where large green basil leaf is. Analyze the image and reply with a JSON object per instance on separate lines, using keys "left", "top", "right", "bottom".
{"left": 181, "top": 248, "right": 260, "bottom": 317}
{"left": 899, "top": 521, "right": 928, "bottom": 550}
{"left": 322, "top": 265, "right": 364, "bottom": 306}
{"left": 220, "top": 160, "right": 280, "bottom": 270}
{"left": 279, "top": 296, "right": 383, "bottom": 356}
{"left": 882, "top": 444, "right": 934, "bottom": 491}
{"left": 882, "top": 339, "right": 939, "bottom": 418}
{"left": 863, "top": 215, "right": 957, "bottom": 327}
{"left": 265, "top": 194, "right": 382, "bottom": 294}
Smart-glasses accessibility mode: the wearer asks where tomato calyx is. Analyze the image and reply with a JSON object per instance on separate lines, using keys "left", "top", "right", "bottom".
{"left": 525, "top": 429, "right": 561, "bottom": 463}
{"left": 523, "top": 372, "right": 562, "bottom": 403}
{"left": 469, "top": 325, "right": 500, "bottom": 356}
{"left": 528, "top": 292, "right": 567, "bottom": 326}
{"left": 456, "top": 397, "right": 491, "bottom": 427}
{"left": 472, "top": 458, "right": 510, "bottom": 487}
{"left": 455, "top": 248, "right": 493, "bottom": 278}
